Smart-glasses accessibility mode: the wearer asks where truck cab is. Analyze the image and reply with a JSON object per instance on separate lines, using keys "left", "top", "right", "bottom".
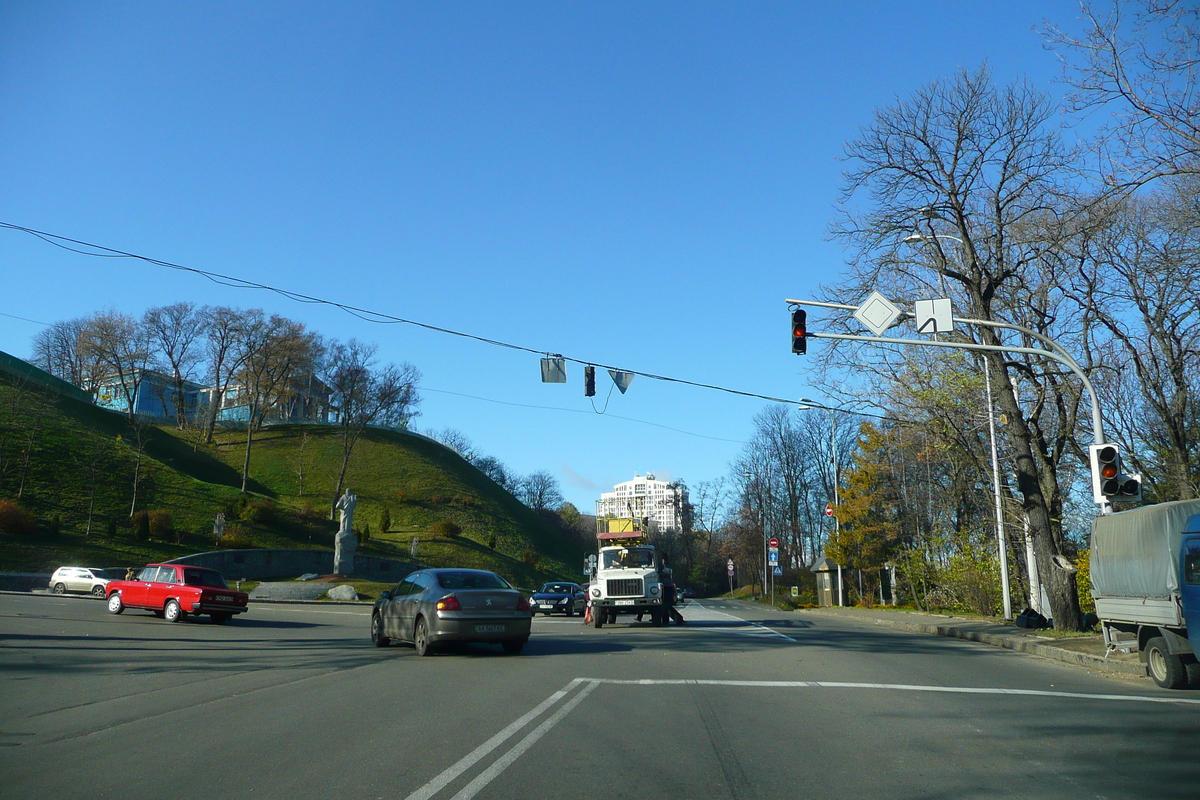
{"left": 588, "top": 521, "right": 665, "bottom": 627}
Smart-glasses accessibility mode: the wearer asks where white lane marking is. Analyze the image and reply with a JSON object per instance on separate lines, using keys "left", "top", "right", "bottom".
{"left": 448, "top": 680, "right": 600, "bottom": 800}
{"left": 576, "top": 678, "right": 1200, "bottom": 707}
{"left": 685, "top": 604, "right": 795, "bottom": 641}
{"left": 403, "top": 679, "right": 586, "bottom": 800}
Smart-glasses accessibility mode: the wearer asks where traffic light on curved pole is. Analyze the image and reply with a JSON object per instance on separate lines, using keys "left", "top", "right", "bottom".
{"left": 791, "top": 309, "right": 807, "bottom": 354}
{"left": 1088, "top": 443, "right": 1142, "bottom": 504}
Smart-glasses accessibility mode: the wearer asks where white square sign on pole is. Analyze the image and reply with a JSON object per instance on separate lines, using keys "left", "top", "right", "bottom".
{"left": 915, "top": 298, "right": 954, "bottom": 335}
{"left": 853, "top": 291, "right": 903, "bottom": 336}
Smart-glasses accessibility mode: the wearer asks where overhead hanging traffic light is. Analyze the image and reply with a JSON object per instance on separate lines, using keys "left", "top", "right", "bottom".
{"left": 584, "top": 365, "right": 596, "bottom": 397}
{"left": 1088, "top": 443, "right": 1142, "bottom": 504}
{"left": 791, "top": 309, "right": 807, "bottom": 355}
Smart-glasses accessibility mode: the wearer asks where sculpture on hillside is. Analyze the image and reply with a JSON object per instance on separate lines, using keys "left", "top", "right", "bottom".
{"left": 333, "top": 490, "right": 358, "bottom": 575}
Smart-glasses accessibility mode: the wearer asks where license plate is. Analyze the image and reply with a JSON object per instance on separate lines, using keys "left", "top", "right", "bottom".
{"left": 538, "top": 603, "right": 553, "bottom": 608}
{"left": 615, "top": 599, "right": 635, "bottom": 606}
{"left": 474, "top": 624, "right": 505, "bottom": 633}
{"left": 216, "top": 595, "right": 232, "bottom": 602}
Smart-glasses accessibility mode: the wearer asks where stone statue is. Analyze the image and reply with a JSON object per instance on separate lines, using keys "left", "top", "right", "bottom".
{"left": 333, "top": 490, "right": 358, "bottom": 575}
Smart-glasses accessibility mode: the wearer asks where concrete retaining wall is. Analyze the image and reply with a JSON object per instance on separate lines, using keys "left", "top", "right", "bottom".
{"left": 166, "top": 549, "right": 419, "bottom": 582}
{"left": 0, "top": 573, "right": 53, "bottom": 592}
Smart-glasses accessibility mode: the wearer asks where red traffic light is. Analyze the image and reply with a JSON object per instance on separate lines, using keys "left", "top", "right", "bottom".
{"left": 791, "top": 309, "right": 807, "bottom": 354}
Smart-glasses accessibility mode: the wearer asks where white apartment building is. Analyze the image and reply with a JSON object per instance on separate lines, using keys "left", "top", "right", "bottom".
{"left": 595, "top": 473, "right": 687, "bottom": 532}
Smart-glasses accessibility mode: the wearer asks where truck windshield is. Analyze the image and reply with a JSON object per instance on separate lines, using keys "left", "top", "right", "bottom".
{"left": 601, "top": 549, "right": 654, "bottom": 569}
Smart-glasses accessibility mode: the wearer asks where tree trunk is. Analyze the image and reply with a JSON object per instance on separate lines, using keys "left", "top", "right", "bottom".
{"left": 988, "top": 351, "right": 1083, "bottom": 630}
{"left": 129, "top": 444, "right": 143, "bottom": 518}
{"left": 241, "top": 402, "right": 257, "bottom": 494}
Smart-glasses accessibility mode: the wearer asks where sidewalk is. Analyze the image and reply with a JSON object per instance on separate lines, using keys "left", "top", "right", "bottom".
{"left": 797, "top": 606, "right": 1147, "bottom": 680}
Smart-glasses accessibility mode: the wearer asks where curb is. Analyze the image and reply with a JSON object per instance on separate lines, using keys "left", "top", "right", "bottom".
{"left": 799, "top": 608, "right": 1146, "bottom": 678}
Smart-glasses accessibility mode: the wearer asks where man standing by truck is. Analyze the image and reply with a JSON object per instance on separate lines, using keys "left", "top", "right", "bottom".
{"left": 661, "top": 552, "right": 685, "bottom": 625}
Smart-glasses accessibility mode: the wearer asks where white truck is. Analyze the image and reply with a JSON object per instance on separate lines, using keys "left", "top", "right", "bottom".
{"left": 587, "top": 521, "right": 665, "bottom": 627}
{"left": 1091, "top": 499, "right": 1200, "bottom": 689}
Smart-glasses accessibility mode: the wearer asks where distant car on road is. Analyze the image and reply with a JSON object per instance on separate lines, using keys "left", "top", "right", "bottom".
{"left": 682, "top": 588, "right": 696, "bottom": 598}
{"left": 105, "top": 563, "right": 249, "bottom": 623}
{"left": 49, "top": 567, "right": 124, "bottom": 597}
{"left": 530, "top": 581, "right": 585, "bottom": 616}
{"left": 370, "top": 568, "right": 532, "bottom": 655}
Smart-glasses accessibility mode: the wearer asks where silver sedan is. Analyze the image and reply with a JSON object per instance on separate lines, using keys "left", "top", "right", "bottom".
{"left": 370, "top": 568, "right": 532, "bottom": 656}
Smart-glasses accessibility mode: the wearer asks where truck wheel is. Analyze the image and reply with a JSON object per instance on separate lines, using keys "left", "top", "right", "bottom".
{"left": 593, "top": 607, "right": 604, "bottom": 628}
{"left": 1146, "top": 637, "right": 1188, "bottom": 689}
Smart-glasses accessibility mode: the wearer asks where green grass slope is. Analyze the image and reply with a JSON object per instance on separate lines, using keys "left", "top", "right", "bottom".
{"left": 0, "top": 373, "right": 581, "bottom": 585}
{"left": 203, "top": 424, "right": 581, "bottom": 582}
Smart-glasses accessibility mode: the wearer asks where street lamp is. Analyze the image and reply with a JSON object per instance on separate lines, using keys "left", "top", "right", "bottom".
{"left": 797, "top": 399, "right": 842, "bottom": 606}
{"left": 902, "top": 232, "right": 1013, "bottom": 620}
{"left": 742, "top": 470, "right": 767, "bottom": 601}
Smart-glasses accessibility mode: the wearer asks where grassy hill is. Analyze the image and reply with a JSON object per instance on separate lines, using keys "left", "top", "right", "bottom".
{"left": 0, "top": 371, "right": 583, "bottom": 586}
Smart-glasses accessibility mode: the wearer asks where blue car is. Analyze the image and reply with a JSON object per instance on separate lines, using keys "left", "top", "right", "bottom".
{"left": 530, "top": 582, "right": 585, "bottom": 616}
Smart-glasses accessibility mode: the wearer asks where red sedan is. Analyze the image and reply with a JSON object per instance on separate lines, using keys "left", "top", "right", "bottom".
{"left": 105, "top": 563, "right": 249, "bottom": 624}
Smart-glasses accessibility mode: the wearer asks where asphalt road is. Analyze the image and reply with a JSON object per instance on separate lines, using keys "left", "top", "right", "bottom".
{"left": 3, "top": 593, "right": 1199, "bottom": 799}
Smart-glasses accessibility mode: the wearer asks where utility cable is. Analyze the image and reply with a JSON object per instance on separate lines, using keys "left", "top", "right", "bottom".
{"left": 1, "top": 220, "right": 801, "bottom": 406}
{"left": 421, "top": 386, "right": 748, "bottom": 444}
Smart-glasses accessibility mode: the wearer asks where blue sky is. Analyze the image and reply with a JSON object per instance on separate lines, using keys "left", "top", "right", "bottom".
{"left": 0, "top": 1, "right": 1086, "bottom": 512}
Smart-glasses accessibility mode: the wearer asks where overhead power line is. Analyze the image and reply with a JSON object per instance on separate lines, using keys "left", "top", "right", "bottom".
{"left": 1, "top": 220, "right": 800, "bottom": 406}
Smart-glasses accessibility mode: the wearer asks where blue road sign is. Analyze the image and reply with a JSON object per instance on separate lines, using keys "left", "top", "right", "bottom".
{"left": 768, "top": 551, "right": 779, "bottom": 564}
{"left": 772, "top": 565, "right": 783, "bottom": 576}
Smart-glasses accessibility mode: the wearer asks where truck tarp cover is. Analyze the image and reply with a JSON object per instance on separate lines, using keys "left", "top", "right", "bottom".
{"left": 1091, "top": 499, "right": 1200, "bottom": 599}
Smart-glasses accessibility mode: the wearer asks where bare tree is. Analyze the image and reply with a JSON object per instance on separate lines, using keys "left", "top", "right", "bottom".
{"left": 31, "top": 318, "right": 90, "bottom": 390}
{"left": 199, "top": 306, "right": 252, "bottom": 444}
{"left": 236, "top": 314, "right": 318, "bottom": 493}
{"left": 1065, "top": 184, "right": 1200, "bottom": 499}
{"left": 125, "top": 419, "right": 152, "bottom": 517}
{"left": 832, "top": 66, "right": 1092, "bottom": 629}
{"left": 473, "top": 455, "right": 513, "bottom": 490}
{"left": 426, "top": 428, "right": 477, "bottom": 461}
{"left": 1045, "top": 0, "right": 1200, "bottom": 185}
{"left": 79, "top": 310, "right": 151, "bottom": 423}
{"left": 323, "top": 338, "right": 422, "bottom": 515}
{"left": 519, "top": 470, "right": 564, "bottom": 511}
{"left": 143, "top": 302, "right": 205, "bottom": 429}
{"left": 71, "top": 437, "right": 113, "bottom": 536}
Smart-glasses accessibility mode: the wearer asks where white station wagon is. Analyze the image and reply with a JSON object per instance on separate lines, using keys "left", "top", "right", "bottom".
{"left": 49, "top": 566, "right": 123, "bottom": 597}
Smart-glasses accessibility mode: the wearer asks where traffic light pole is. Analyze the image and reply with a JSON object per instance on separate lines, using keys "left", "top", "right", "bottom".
{"left": 787, "top": 297, "right": 1115, "bottom": 619}
{"left": 785, "top": 299, "right": 1105, "bottom": 448}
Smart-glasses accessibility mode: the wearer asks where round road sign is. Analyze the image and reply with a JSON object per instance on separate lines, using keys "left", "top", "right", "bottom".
{"left": 768, "top": 537, "right": 779, "bottom": 548}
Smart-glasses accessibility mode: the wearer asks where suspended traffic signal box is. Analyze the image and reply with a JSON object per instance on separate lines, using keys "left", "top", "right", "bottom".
{"left": 584, "top": 365, "right": 596, "bottom": 397}
{"left": 791, "top": 309, "right": 807, "bottom": 354}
